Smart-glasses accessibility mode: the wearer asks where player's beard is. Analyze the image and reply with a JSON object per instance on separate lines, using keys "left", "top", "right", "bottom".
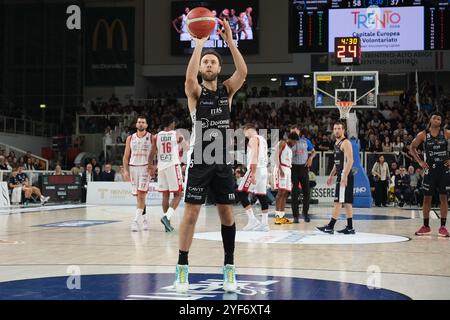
{"left": 137, "top": 127, "right": 145, "bottom": 132}
{"left": 201, "top": 71, "right": 218, "bottom": 82}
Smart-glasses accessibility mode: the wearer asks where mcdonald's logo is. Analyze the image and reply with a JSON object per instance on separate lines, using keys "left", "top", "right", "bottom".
{"left": 92, "top": 18, "right": 128, "bottom": 51}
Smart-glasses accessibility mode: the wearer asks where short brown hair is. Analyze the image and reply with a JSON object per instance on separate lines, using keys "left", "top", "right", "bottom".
{"left": 334, "top": 120, "right": 346, "bottom": 129}
{"left": 201, "top": 49, "right": 223, "bottom": 66}
{"left": 242, "top": 123, "right": 256, "bottom": 131}
{"left": 136, "top": 115, "right": 147, "bottom": 123}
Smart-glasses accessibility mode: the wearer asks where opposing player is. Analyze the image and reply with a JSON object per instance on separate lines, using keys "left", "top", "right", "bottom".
{"left": 237, "top": 123, "right": 270, "bottom": 232}
{"left": 174, "top": 19, "right": 247, "bottom": 293}
{"left": 149, "top": 114, "right": 183, "bottom": 233}
{"left": 317, "top": 121, "right": 355, "bottom": 234}
{"left": 240, "top": 7, "right": 253, "bottom": 40}
{"left": 172, "top": 7, "right": 191, "bottom": 41}
{"left": 123, "top": 116, "right": 152, "bottom": 232}
{"left": 273, "top": 133, "right": 299, "bottom": 224}
{"left": 410, "top": 112, "right": 450, "bottom": 237}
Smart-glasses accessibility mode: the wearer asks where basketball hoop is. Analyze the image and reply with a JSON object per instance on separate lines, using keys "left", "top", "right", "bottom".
{"left": 336, "top": 101, "right": 354, "bottom": 119}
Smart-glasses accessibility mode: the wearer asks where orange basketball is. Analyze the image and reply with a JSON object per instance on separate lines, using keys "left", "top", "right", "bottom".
{"left": 186, "top": 7, "right": 216, "bottom": 39}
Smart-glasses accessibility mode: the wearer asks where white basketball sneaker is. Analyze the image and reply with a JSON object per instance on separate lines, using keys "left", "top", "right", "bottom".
{"left": 223, "top": 264, "right": 238, "bottom": 292}
{"left": 142, "top": 219, "right": 149, "bottom": 231}
{"left": 131, "top": 220, "right": 139, "bottom": 232}
{"left": 174, "top": 264, "right": 189, "bottom": 293}
{"left": 243, "top": 218, "right": 261, "bottom": 231}
{"left": 40, "top": 196, "right": 50, "bottom": 204}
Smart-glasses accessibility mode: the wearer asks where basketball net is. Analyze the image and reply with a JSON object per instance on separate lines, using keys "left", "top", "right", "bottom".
{"left": 336, "top": 101, "right": 358, "bottom": 139}
{"left": 336, "top": 101, "right": 354, "bottom": 120}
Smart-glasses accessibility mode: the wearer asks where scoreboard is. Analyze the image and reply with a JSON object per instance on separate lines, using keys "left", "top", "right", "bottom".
{"left": 289, "top": 0, "right": 450, "bottom": 52}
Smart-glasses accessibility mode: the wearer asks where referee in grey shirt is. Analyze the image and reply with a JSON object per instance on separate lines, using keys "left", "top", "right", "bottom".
{"left": 290, "top": 126, "right": 317, "bottom": 223}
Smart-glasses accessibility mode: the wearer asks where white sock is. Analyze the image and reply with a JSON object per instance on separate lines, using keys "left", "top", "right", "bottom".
{"left": 166, "top": 207, "right": 175, "bottom": 220}
{"left": 261, "top": 213, "right": 268, "bottom": 225}
{"left": 275, "top": 211, "right": 285, "bottom": 218}
{"left": 280, "top": 211, "right": 285, "bottom": 218}
{"left": 135, "top": 208, "right": 143, "bottom": 221}
{"left": 246, "top": 208, "right": 255, "bottom": 220}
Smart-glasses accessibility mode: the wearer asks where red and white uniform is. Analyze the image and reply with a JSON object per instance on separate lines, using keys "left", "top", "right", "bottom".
{"left": 156, "top": 130, "right": 183, "bottom": 193}
{"left": 238, "top": 135, "right": 268, "bottom": 195}
{"left": 129, "top": 131, "right": 152, "bottom": 195}
{"left": 273, "top": 142, "right": 292, "bottom": 191}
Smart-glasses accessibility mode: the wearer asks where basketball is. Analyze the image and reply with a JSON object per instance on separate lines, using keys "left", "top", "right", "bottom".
{"left": 186, "top": 7, "right": 216, "bottom": 39}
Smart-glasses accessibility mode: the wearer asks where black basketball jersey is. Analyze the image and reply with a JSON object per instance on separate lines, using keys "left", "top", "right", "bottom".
{"left": 334, "top": 138, "right": 347, "bottom": 175}
{"left": 190, "top": 83, "right": 231, "bottom": 163}
{"left": 424, "top": 129, "right": 448, "bottom": 168}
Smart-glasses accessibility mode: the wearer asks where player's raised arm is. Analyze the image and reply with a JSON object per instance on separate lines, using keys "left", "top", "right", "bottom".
{"left": 185, "top": 37, "right": 208, "bottom": 109}
{"left": 218, "top": 19, "right": 247, "bottom": 100}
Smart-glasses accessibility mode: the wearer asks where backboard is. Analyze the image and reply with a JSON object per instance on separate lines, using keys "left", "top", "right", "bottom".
{"left": 313, "top": 71, "right": 378, "bottom": 109}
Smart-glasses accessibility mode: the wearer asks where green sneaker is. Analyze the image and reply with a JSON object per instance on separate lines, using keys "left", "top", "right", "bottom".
{"left": 223, "top": 264, "right": 237, "bottom": 292}
{"left": 160, "top": 216, "right": 174, "bottom": 232}
{"left": 174, "top": 264, "right": 189, "bottom": 293}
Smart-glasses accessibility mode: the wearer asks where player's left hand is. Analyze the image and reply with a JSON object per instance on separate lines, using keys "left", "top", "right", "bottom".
{"left": 148, "top": 165, "right": 156, "bottom": 177}
{"left": 340, "top": 176, "right": 348, "bottom": 187}
{"left": 217, "top": 19, "right": 233, "bottom": 44}
{"left": 445, "top": 159, "right": 450, "bottom": 167}
{"left": 250, "top": 173, "right": 256, "bottom": 185}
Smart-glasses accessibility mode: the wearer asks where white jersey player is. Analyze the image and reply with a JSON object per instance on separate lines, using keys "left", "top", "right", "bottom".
{"left": 123, "top": 116, "right": 152, "bottom": 232}
{"left": 209, "top": 10, "right": 220, "bottom": 40}
{"left": 149, "top": 115, "right": 184, "bottom": 232}
{"left": 172, "top": 7, "right": 191, "bottom": 41}
{"left": 238, "top": 124, "right": 270, "bottom": 232}
{"left": 240, "top": 8, "right": 253, "bottom": 40}
{"left": 273, "top": 132, "right": 298, "bottom": 224}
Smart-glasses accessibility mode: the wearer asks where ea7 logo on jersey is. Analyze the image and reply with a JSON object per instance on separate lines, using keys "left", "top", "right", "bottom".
{"left": 210, "top": 107, "right": 222, "bottom": 115}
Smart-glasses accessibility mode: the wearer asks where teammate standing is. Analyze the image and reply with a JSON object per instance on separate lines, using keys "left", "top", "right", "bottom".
{"left": 174, "top": 19, "right": 247, "bottom": 293}
{"left": 317, "top": 121, "right": 355, "bottom": 234}
{"left": 123, "top": 116, "right": 152, "bottom": 232}
{"left": 237, "top": 123, "right": 270, "bottom": 232}
{"left": 410, "top": 112, "right": 450, "bottom": 237}
{"left": 273, "top": 133, "right": 299, "bottom": 223}
{"left": 149, "top": 114, "right": 183, "bottom": 233}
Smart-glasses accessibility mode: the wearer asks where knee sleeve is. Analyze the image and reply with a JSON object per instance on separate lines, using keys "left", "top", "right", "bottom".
{"left": 256, "top": 194, "right": 269, "bottom": 210}
{"left": 238, "top": 192, "right": 250, "bottom": 208}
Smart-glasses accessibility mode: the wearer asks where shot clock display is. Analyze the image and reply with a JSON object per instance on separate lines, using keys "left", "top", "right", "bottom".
{"left": 289, "top": 0, "right": 450, "bottom": 52}
{"left": 334, "top": 37, "right": 362, "bottom": 65}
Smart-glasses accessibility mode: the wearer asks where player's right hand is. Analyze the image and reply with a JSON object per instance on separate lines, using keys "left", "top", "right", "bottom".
{"left": 192, "top": 35, "right": 209, "bottom": 45}
{"left": 326, "top": 176, "right": 333, "bottom": 186}
{"left": 279, "top": 167, "right": 285, "bottom": 178}
{"left": 419, "top": 161, "right": 429, "bottom": 170}
{"left": 123, "top": 170, "right": 130, "bottom": 182}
